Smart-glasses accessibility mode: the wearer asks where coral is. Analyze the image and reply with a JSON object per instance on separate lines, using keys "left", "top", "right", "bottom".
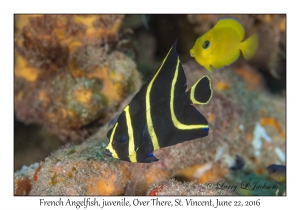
{"left": 14, "top": 15, "right": 141, "bottom": 142}
{"left": 14, "top": 59, "right": 285, "bottom": 195}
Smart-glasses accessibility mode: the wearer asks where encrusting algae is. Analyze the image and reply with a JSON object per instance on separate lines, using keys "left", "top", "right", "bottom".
{"left": 14, "top": 15, "right": 141, "bottom": 142}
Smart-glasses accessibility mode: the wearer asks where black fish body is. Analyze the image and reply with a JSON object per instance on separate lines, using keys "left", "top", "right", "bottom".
{"left": 267, "top": 164, "right": 286, "bottom": 183}
{"left": 105, "top": 41, "right": 213, "bottom": 163}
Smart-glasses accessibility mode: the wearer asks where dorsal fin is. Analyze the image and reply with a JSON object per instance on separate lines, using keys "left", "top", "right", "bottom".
{"left": 214, "top": 18, "right": 245, "bottom": 41}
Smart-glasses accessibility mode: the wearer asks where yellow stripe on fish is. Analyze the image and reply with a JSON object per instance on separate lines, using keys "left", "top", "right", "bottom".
{"left": 124, "top": 106, "right": 137, "bottom": 162}
{"left": 145, "top": 45, "right": 174, "bottom": 151}
{"left": 170, "top": 58, "right": 210, "bottom": 130}
{"left": 105, "top": 122, "right": 119, "bottom": 159}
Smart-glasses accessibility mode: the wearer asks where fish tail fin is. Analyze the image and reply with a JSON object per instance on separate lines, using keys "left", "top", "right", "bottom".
{"left": 186, "top": 75, "right": 213, "bottom": 105}
{"left": 241, "top": 33, "right": 259, "bottom": 60}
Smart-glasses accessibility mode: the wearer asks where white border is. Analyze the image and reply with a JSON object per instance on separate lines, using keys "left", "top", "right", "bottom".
{"left": 2, "top": 0, "right": 296, "bottom": 209}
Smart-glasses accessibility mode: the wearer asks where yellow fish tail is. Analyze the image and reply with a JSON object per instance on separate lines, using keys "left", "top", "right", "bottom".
{"left": 241, "top": 33, "right": 259, "bottom": 60}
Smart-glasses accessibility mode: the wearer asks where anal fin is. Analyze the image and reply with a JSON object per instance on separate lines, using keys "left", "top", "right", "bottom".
{"left": 139, "top": 153, "right": 159, "bottom": 163}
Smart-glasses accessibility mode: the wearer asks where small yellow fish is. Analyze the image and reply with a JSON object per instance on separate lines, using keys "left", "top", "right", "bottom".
{"left": 190, "top": 18, "right": 258, "bottom": 71}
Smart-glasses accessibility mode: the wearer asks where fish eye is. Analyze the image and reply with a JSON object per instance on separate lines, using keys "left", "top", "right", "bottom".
{"left": 202, "top": 40, "right": 210, "bottom": 49}
{"left": 118, "top": 136, "right": 128, "bottom": 144}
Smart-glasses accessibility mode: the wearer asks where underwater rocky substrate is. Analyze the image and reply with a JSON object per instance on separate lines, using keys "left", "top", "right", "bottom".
{"left": 14, "top": 60, "right": 286, "bottom": 196}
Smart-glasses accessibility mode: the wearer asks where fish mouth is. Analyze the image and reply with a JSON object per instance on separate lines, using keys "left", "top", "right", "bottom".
{"left": 104, "top": 149, "right": 112, "bottom": 157}
{"left": 104, "top": 149, "right": 127, "bottom": 160}
{"left": 190, "top": 49, "right": 195, "bottom": 57}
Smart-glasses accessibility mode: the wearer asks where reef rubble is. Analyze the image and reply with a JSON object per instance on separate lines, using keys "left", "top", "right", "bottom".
{"left": 14, "top": 60, "right": 285, "bottom": 196}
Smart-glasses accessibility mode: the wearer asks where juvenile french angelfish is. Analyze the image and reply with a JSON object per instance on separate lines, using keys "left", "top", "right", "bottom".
{"left": 190, "top": 18, "right": 258, "bottom": 71}
{"left": 105, "top": 40, "right": 213, "bottom": 163}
